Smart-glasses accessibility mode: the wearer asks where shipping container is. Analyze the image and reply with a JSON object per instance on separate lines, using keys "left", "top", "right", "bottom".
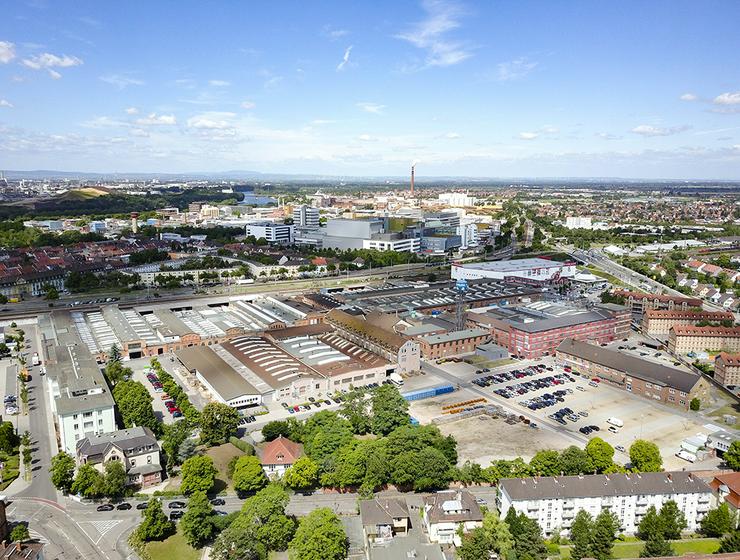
{"left": 402, "top": 384, "right": 455, "bottom": 401}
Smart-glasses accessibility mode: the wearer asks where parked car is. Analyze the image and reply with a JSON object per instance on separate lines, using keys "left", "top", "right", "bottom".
{"left": 136, "top": 502, "right": 149, "bottom": 510}
{"left": 116, "top": 503, "right": 132, "bottom": 510}
{"left": 97, "top": 504, "right": 115, "bottom": 511}
{"left": 210, "top": 498, "right": 225, "bottom": 506}
{"left": 169, "top": 501, "right": 186, "bottom": 509}
{"left": 170, "top": 511, "right": 184, "bottom": 520}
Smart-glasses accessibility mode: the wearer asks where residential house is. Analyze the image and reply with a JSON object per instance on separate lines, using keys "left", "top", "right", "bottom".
{"left": 359, "top": 497, "right": 411, "bottom": 545}
{"left": 260, "top": 435, "right": 303, "bottom": 478}
{"left": 76, "top": 426, "right": 163, "bottom": 487}
{"left": 422, "top": 490, "right": 483, "bottom": 546}
{"left": 709, "top": 472, "right": 740, "bottom": 516}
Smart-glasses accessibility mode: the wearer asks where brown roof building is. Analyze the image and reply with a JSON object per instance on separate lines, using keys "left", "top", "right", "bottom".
{"left": 260, "top": 436, "right": 303, "bottom": 478}
{"left": 709, "top": 471, "right": 740, "bottom": 511}
{"left": 422, "top": 490, "right": 483, "bottom": 545}
{"left": 715, "top": 352, "right": 740, "bottom": 388}
{"left": 668, "top": 325, "right": 740, "bottom": 355}
{"left": 613, "top": 290, "right": 702, "bottom": 315}
{"left": 641, "top": 308, "right": 735, "bottom": 337}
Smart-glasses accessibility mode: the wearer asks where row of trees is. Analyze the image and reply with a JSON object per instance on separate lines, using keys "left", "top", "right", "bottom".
{"left": 132, "top": 483, "right": 348, "bottom": 560}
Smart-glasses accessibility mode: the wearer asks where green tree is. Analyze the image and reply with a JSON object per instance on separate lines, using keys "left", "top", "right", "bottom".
{"left": 10, "top": 524, "right": 29, "bottom": 543}
{"left": 180, "top": 455, "right": 217, "bottom": 495}
{"left": 390, "top": 446, "right": 453, "bottom": 491}
{"left": 370, "top": 385, "right": 409, "bottom": 436}
{"left": 49, "top": 452, "right": 76, "bottom": 493}
{"left": 718, "top": 529, "right": 740, "bottom": 553}
{"left": 71, "top": 463, "right": 105, "bottom": 498}
{"left": 181, "top": 491, "right": 216, "bottom": 548}
{"left": 529, "top": 450, "right": 561, "bottom": 476}
{"left": 586, "top": 437, "right": 615, "bottom": 474}
{"left": 700, "top": 503, "right": 735, "bottom": 537}
{"left": 559, "top": 445, "right": 593, "bottom": 475}
{"left": 161, "top": 420, "right": 192, "bottom": 474}
{"left": 689, "top": 398, "right": 700, "bottom": 411}
{"left": 570, "top": 510, "right": 594, "bottom": 560}
{"left": 112, "top": 381, "right": 160, "bottom": 435}
{"left": 510, "top": 511, "right": 548, "bottom": 560}
{"left": 241, "top": 484, "right": 296, "bottom": 551}
{"left": 637, "top": 506, "right": 662, "bottom": 541}
{"left": 232, "top": 455, "right": 268, "bottom": 494}
{"left": 0, "top": 421, "right": 18, "bottom": 454}
{"left": 629, "top": 440, "right": 663, "bottom": 472}
{"left": 458, "top": 527, "right": 495, "bottom": 560}
{"left": 459, "top": 510, "right": 515, "bottom": 560}
{"left": 136, "top": 499, "right": 175, "bottom": 542}
{"left": 658, "top": 500, "right": 686, "bottom": 540}
{"left": 109, "top": 344, "right": 121, "bottom": 363}
{"left": 261, "top": 421, "right": 293, "bottom": 441}
{"left": 283, "top": 456, "right": 319, "bottom": 491}
{"left": 199, "top": 402, "right": 240, "bottom": 446}
{"left": 339, "top": 389, "right": 371, "bottom": 434}
{"left": 725, "top": 441, "right": 740, "bottom": 471}
{"left": 592, "top": 510, "right": 620, "bottom": 560}
{"left": 639, "top": 531, "right": 674, "bottom": 557}
{"left": 104, "top": 460, "right": 127, "bottom": 499}
{"left": 211, "top": 514, "right": 266, "bottom": 560}
{"left": 288, "top": 508, "right": 348, "bottom": 560}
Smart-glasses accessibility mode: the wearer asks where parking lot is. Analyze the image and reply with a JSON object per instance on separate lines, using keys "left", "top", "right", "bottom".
{"left": 130, "top": 362, "right": 181, "bottom": 425}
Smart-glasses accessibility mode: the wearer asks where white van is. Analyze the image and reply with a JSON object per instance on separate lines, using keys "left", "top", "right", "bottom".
{"left": 606, "top": 417, "right": 624, "bottom": 428}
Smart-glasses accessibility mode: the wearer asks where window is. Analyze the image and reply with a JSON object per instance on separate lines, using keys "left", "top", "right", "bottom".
{"left": 83, "top": 421, "right": 93, "bottom": 429}
{"left": 83, "top": 412, "right": 93, "bottom": 418}
{"left": 147, "top": 455, "right": 152, "bottom": 464}
{"left": 73, "top": 414, "right": 78, "bottom": 420}
{"left": 73, "top": 424, "right": 79, "bottom": 430}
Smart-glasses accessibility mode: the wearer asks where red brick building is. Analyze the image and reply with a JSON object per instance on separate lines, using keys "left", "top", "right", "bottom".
{"left": 714, "top": 352, "right": 740, "bottom": 388}
{"left": 613, "top": 290, "right": 702, "bottom": 315}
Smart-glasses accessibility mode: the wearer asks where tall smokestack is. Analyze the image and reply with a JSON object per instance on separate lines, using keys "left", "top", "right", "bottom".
{"left": 410, "top": 165, "right": 415, "bottom": 197}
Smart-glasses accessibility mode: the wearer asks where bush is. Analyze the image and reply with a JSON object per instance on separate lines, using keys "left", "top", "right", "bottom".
{"left": 229, "top": 436, "right": 254, "bottom": 455}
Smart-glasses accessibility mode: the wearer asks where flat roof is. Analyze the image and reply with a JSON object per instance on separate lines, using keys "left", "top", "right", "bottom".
{"left": 472, "top": 303, "right": 625, "bottom": 333}
{"left": 557, "top": 338, "right": 701, "bottom": 393}
{"left": 176, "top": 345, "right": 259, "bottom": 400}
{"left": 455, "top": 258, "right": 569, "bottom": 272}
{"left": 420, "top": 328, "right": 488, "bottom": 345}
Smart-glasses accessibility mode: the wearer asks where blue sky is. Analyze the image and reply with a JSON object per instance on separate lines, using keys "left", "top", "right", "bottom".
{"left": 1, "top": 0, "right": 739, "bottom": 178}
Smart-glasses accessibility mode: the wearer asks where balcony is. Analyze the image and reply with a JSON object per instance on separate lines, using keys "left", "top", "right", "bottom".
{"left": 563, "top": 501, "right": 575, "bottom": 510}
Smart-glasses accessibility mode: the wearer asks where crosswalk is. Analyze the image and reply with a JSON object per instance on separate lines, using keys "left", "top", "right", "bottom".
{"left": 28, "top": 529, "right": 47, "bottom": 544}
{"left": 79, "top": 519, "right": 123, "bottom": 545}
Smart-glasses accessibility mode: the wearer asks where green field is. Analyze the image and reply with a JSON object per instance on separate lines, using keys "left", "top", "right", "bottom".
{"left": 559, "top": 537, "right": 720, "bottom": 559}
{"left": 0, "top": 452, "right": 20, "bottom": 490}
{"left": 582, "top": 265, "right": 627, "bottom": 287}
{"left": 145, "top": 528, "right": 200, "bottom": 560}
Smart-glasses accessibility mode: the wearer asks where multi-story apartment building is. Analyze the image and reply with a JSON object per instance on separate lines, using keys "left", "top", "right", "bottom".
{"left": 668, "top": 325, "right": 740, "bottom": 355}
{"left": 613, "top": 290, "right": 702, "bottom": 316}
{"left": 714, "top": 352, "right": 740, "bottom": 388}
{"left": 76, "top": 426, "right": 163, "bottom": 487}
{"left": 556, "top": 338, "right": 710, "bottom": 409}
{"left": 244, "top": 221, "right": 294, "bottom": 244}
{"left": 498, "top": 472, "right": 714, "bottom": 537}
{"left": 641, "top": 309, "right": 735, "bottom": 337}
{"left": 468, "top": 303, "right": 630, "bottom": 359}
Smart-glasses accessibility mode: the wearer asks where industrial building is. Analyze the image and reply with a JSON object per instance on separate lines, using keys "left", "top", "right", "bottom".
{"left": 451, "top": 258, "right": 576, "bottom": 284}
{"left": 641, "top": 308, "right": 735, "bottom": 337}
{"left": 668, "top": 325, "right": 740, "bottom": 355}
{"left": 556, "top": 338, "right": 710, "bottom": 409}
{"left": 414, "top": 328, "right": 489, "bottom": 359}
{"left": 498, "top": 472, "right": 714, "bottom": 537}
{"left": 467, "top": 301, "right": 630, "bottom": 359}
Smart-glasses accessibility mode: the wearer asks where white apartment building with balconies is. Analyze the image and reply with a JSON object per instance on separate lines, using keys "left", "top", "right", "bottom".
{"left": 498, "top": 472, "right": 714, "bottom": 537}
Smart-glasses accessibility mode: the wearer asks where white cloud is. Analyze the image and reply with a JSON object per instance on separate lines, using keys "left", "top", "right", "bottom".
{"left": 82, "top": 116, "right": 129, "bottom": 129}
{"left": 497, "top": 57, "right": 538, "bottom": 81}
{"left": 518, "top": 126, "right": 558, "bottom": 140}
{"left": 135, "top": 113, "right": 177, "bottom": 126}
{"left": 323, "top": 26, "right": 349, "bottom": 40}
{"left": 680, "top": 93, "right": 698, "bottom": 101}
{"left": 357, "top": 102, "right": 385, "bottom": 115}
{"left": 0, "top": 99, "right": 13, "bottom": 108}
{"left": 714, "top": 92, "right": 740, "bottom": 105}
{"left": 541, "top": 125, "right": 559, "bottom": 134}
{"left": 357, "top": 134, "right": 376, "bottom": 142}
{"left": 21, "top": 52, "right": 83, "bottom": 78}
{"left": 396, "top": 0, "right": 473, "bottom": 68}
{"left": 336, "top": 45, "right": 353, "bottom": 71}
{"left": 100, "top": 74, "right": 144, "bottom": 89}
{"left": 445, "top": 132, "right": 461, "bottom": 139}
{"left": 0, "top": 41, "right": 15, "bottom": 64}
{"left": 209, "top": 79, "right": 230, "bottom": 87}
{"left": 187, "top": 112, "right": 236, "bottom": 130}
{"left": 596, "top": 132, "right": 621, "bottom": 140}
{"left": 631, "top": 124, "right": 691, "bottom": 137}
{"left": 125, "top": 107, "right": 139, "bottom": 115}
{"left": 519, "top": 132, "right": 539, "bottom": 140}
{"left": 240, "top": 100, "right": 256, "bottom": 110}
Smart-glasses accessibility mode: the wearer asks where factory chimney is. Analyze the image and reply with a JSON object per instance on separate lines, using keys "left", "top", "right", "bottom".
{"left": 131, "top": 212, "right": 139, "bottom": 234}
{"left": 410, "top": 161, "right": 418, "bottom": 197}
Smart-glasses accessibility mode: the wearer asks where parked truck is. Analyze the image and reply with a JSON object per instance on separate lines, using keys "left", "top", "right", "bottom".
{"left": 31, "top": 352, "right": 40, "bottom": 367}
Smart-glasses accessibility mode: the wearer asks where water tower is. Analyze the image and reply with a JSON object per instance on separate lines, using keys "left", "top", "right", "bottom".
{"left": 454, "top": 278, "right": 469, "bottom": 331}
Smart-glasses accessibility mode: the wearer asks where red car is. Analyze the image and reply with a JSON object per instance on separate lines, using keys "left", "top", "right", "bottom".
{"left": 591, "top": 377, "right": 601, "bottom": 383}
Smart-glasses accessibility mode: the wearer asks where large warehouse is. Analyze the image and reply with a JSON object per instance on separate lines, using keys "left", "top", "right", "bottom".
{"left": 451, "top": 258, "right": 577, "bottom": 283}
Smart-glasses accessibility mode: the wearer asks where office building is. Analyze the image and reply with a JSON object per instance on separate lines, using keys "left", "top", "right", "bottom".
{"left": 641, "top": 309, "right": 734, "bottom": 337}
{"left": 292, "top": 205, "right": 320, "bottom": 229}
{"left": 565, "top": 216, "right": 592, "bottom": 229}
{"left": 498, "top": 472, "right": 714, "bottom": 537}
{"left": 244, "top": 221, "right": 294, "bottom": 244}
{"left": 668, "top": 325, "right": 740, "bottom": 355}
{"left": 437, "top": 192, "right": 477, "bottom": 207}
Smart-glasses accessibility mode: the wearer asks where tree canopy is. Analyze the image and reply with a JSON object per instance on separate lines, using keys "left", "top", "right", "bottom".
{"left": 180, "top": 455, "right": 217, "bottom": 495}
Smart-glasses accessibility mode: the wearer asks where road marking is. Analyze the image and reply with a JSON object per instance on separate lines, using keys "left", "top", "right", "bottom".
{"left": 28, "top": 529, "right": 47, "bottom": 543}
{"left": 80, "top": 519, "right": 123, "bottom": 545}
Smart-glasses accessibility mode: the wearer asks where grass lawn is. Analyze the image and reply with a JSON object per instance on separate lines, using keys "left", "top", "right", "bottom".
{"left": 464, "top": 355, "right": 517, "bottom": 368}
{"left": 145, "top": 528, "right": 201, "bottom": 560}
{"left": 583, "top": 265, "right": 627, "bottom": 287}
{"left": 707, "top": 402, "right": 740, "bottom": 423}
{"left": 0, "top": 452, "right": 20, "bottom": 491}
{"left": 559, "top": 538, "right": 720, "bottom": 559}
{"left": 206, "top": 443, "right": 246, "bottom": 493}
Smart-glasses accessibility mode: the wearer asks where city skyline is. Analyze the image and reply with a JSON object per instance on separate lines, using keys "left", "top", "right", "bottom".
{"left": 1, "top": 0, "right": 740, "bottom": 178}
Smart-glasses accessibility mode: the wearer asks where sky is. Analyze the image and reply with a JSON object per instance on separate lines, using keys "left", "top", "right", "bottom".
{"left": 1, "top": 0, "right": 740, "bottom": 179}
